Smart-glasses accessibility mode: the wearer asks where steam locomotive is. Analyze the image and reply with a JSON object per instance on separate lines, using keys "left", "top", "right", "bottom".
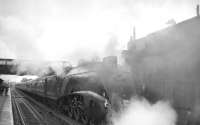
{"left": 16, "top": 67, "right": 111, "bottom": 125}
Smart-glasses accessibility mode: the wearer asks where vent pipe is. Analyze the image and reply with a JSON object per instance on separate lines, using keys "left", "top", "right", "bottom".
{"left": 133, "top": 26, "right": 136, "bottom": 41}
{"left": 197, "top": 4, "right": 199, "bottom": 16}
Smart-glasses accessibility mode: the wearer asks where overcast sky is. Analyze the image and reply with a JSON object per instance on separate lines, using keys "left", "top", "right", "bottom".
{"left": 0, "top": 0, "right": 198, "bottom": 63}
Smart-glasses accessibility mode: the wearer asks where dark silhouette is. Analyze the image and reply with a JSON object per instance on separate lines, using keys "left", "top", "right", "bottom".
{"left": 0, "top": 78, "right": 9, "bottom": 96}
{"left": 4, "top": 86, "right": 9, "bottom": 95}
{"left": 0, "top": 79, "right": 4, "bottom": 95}
{"left": 197, "top": 4, "right": 199, "bottom": 16}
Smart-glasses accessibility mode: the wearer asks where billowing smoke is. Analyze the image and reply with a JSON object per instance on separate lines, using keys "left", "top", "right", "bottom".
{"left": 14, "top": 60, "right": 72, "bottom": 76}
{"left": 69, "top": 48, "right": 101, "bottom": 66}
{"left": 123, "top": 17, "right": 200, "bottom": 123}
{"left": 111, "top": 98, "right": 177, "bottom": 125}
{"left": 104, "top": 36, "right": 120, "bottom": 57}
{"left": 0, "top": 16, "right": 42, "bottom": 60}
{"left": 78, "top": 59, "right": 178, "bottom": 125}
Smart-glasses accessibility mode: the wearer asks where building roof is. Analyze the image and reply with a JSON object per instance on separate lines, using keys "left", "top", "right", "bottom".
{"left": 127, "top": 16, "right": 200, "bottom": 57}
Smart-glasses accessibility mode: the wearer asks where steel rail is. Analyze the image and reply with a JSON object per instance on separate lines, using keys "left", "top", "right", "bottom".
{"left": 12, "top": 92, "right": 26, "bottom": 125}
{"left": 12, "top": 90, "right": 44, "bottom": 125}
{"left": 16, "top": 89, "right": 82, "bottom": 125}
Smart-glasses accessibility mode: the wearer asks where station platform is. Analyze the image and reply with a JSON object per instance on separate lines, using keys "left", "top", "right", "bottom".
{"left": 0, "top": 89, "right": 13, "bottom": 125}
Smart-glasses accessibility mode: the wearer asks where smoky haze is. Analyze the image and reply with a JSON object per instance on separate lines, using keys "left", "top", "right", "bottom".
{"left": 0, "top": 0, "right": 198, "bottom": 61}
{"left": 74, "top": 54, "right": 178, "bottom": 125}
{"left": 13, "top": 60, "right": 72, "bottom": 76}
{"left": 0, "top": 0, "right": 199, "bottom": 124}
{"left": 123, "top": 16, "right": 200, "bottom": 123}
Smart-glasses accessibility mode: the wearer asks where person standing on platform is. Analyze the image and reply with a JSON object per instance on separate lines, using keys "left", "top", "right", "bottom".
{"left": 0, "top": 79, "right": 4, "bottom": 95}
{"left": 0, "top": 87, "right": 3, "bottom": 95}
{"left": 4, "top": 84, "right": 9, "bottom": 95}
{"left": 3, "top": 82, "right": 9, "bottom": 96}
{"left": 0, "top": 80, "right": 9, "bottom": 96}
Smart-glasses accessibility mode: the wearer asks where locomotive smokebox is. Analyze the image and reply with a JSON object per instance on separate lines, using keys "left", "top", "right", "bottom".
{"left": 103, "top": 56, "right": 118, "bottom": 68}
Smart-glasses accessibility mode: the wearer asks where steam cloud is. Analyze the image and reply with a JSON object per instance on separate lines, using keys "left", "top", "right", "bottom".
{"left": 104, "top": 36, "right": 120, "bottom": 57}
{"left": 14, "top": 60, "right": 72, "bottom": 76}
{"left": 112, "top": 98, "right": 177, "bottom": 125}
{"left": 0, "top": 0, "right": 195, "bottom": 61}
{"left": 123, "top": 16, "right": 200, "bottom": 123}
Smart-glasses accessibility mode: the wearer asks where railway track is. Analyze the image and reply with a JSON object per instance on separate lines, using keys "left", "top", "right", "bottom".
{"left": 11, "top": 89, "right": 81, "bottom": 125}
{"left": 12, "top": 90, "right": 44, "bottom": 125}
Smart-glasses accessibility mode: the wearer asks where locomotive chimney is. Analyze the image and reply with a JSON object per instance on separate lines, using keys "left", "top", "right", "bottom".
{"left": 197, "top": 4, "right": 200, "bottom": 16}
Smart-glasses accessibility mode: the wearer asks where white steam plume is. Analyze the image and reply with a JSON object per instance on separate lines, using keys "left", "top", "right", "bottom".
{"left": 112, "top": 98, "right": 177, "bottom": 125}
{"left": 14, "top": 60, "right": 72, "bottom": 76}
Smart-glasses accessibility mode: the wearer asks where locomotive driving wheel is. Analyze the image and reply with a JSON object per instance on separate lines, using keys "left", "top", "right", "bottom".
{"left": 68, "top": 107, "right": 73, "bottom": 118}
{"left": 88, "top": 119, "right": 95, "bottom": 125}
{"left": 74, "top": 108, "right": 80, "bottom": 121}
{"left": 64, "top": 106, "right": 69, "bottom": 116}
{"left": 57, "top": 99, "right": 63, "bottom": 111}
{"left": 80, "top": 113, "right": 88, "bottom": 125}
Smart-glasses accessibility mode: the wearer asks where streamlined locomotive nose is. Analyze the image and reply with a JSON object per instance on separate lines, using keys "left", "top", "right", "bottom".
{"left": 104, "top": 100, "right": 113, "bottom": 125}
{"left": 104, "top": 100, "right": 112, "bottom": 115}
{"left": 104, "top": 100, "right": 109, "bottom": 107}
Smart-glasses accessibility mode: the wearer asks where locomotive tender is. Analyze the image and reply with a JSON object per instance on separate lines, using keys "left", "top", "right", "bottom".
{"left": 16, "top": 68, "right": 111, "bottom": 125}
